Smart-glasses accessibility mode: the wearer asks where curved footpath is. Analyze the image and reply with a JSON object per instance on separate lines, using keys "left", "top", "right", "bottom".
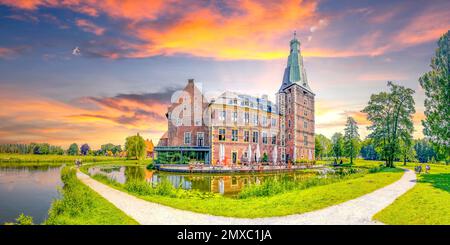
{"left": 77, "top": 169, "right": 416, "bottom": 225}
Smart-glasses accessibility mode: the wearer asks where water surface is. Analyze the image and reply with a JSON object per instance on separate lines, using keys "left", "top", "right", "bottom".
{"left": 0, "top": 165, "right": 62, "bottom": 224}
{"left": 88, "top": 165, "right": 317, "bottom": 197}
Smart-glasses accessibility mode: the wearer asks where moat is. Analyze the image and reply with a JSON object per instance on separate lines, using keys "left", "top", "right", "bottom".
{"left": 88, "top": 165, "right": 319, "bottom": 197}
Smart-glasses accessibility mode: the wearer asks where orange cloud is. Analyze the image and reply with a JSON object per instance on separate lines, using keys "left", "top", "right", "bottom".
{"left": 394, "top": 8, "right": 449, "bottom": 46}
{"left": 126, "top": 0, "right": 319, "bottom": 60}
{"left": 76, "top": 19, "right": 105, "bottom": 35}
{"left": 0, "top": 87, "right": 171, "bottom": 148}
{"left": 1, "top": 0, "right": 447, "bottom": 60}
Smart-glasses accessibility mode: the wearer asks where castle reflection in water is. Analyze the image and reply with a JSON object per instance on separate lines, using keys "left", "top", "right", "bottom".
{"left": 88, "top": 165, "right": 316, "bottom": 197}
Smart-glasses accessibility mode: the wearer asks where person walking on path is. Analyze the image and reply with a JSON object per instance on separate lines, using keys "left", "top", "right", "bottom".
{"left": 425, "top": 164, "right": 430, "bottom": 174}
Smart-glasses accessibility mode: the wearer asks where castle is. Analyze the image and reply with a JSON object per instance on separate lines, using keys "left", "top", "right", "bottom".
{"left": 155, "top": 34, "right": 315, "bottom": 165}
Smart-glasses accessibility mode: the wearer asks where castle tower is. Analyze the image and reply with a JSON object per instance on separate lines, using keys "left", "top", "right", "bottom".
{"left": 277, "top": 32, "right": 315, "bottom": 163}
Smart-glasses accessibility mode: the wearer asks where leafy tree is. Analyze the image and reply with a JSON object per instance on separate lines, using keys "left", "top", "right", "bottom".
{"left": 414, "top": 139, "right": 437, "bottom": 163}
{"left": 360, "top": 138, "right": 379, "bottom": 160}
{"left": 399, "top": 137, "right": 416, "bottom": 165}
{"left": 67, "top": 143, "right": 79, "bottom": 156}
{"left": 49, "top": 145, "right": 64, "bottom": 155}
{"left": 100, "top": 143, "right": 122, "bottom": 155}
{"left": 80, "top": 144, "right": 90, "bottom": 156}
{"left": 331, "top": 133, "right": 344, "bottom": 161}
{"left": 125, "top": 133, "right": 146, "bottom": 160}
{"left": 362, "top": 81, "right": 415, "bottom": 168}
{"left": 262, "top": 152, "right": 268, "bottom": 163}
{"left": 315, "top": 134, "right": 331, "bottom": 159}
{"left": 315, "top": 136, "right": 324, "bottom": 160}
{"left": 343, "top": 117, "right": 360, "bottom": 164}
{"left": 419, "top": 31, "right": 450, "bottom": 164}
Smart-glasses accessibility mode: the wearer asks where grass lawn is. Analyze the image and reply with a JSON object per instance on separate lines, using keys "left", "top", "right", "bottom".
{"left": 0, "top": 153, "right": 121, "bottom": 164}
{"left": 83, "top": 161, "right": 404, "bottom": 218}
{"left": 374, "top": 162, "right": 450, "bottom": 224}
{"left": 45, "top": 167, "right": 138, "bottom": 225}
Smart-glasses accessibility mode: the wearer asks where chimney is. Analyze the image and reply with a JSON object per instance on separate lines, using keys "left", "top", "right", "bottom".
{"left": 188, "top": 78, "right": 194, "bottom": 84}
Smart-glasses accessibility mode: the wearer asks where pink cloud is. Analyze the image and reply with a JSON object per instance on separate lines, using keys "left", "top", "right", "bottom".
{"left": 75, "top": 19, "right": 105, "bottom": 35}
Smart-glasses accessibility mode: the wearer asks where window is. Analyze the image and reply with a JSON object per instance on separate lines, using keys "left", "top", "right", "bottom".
{"left": 288, "top": 120, "right": 291, "bottom": 128}
{"left": 262, "top": 116, "right": 267, "bottom": 126}
{"left": 253, "top": 114, "right": 258, "bottom": 125}
{"left": 272, "top": 134, "right": 277, "bottom": 145}
{"left": 304, "top": 110, "right": 308, "bottom": 116}
{"left": 288, "top": 133, "right": 291, "bottom": 140}
{"left": 232, "top": 111, "right": 238, "bottom": 122}
{"left": 197, "top": 132, "right": 204, "bottom": 146}
{"left": 304, "top": 121, "right": 308, "bottom": 129}
{"left": 232, "top": 129, "right": 238, "bottom": 141}
{"left": 244, "top": 130, "right": 250, "bottom": 142}
{"left": 304, "top": 98, "right": 308, "bottom": 105}
{"left": 184, "top": 132, "right": 191, "bottom": 145}
{"left": 262, "top": 132, "right": 268, "bottom": 144}
{"left": 281, "top": 135, "right": 285, "bottom": 146}
{"left": 304, "top": 134, "right": 308, "bottom": 146}
{"left": 271, "top": 118, "right": 277, "bottom": 127}
{"left": 219, "top": 110, "right": 226, "bottom": 121}
{"left": 252, "top": 131, "right": 259, "bottom": 143}
{"left": 244, "top": 112, "right": 250, "bottom": 123}
{"left": 218, "top": 129, "right": 226, "bottom": 141}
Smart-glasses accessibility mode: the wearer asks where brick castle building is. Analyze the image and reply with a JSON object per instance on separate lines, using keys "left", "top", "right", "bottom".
{"left": 155, "top": 34, "right": 315, "bottom": 165}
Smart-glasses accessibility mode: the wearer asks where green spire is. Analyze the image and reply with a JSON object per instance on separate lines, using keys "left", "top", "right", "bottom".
{"left": 279, "top": 31, "right": 311, "bottom": 92}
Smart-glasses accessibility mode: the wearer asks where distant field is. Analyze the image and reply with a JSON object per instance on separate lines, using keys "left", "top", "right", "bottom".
{"left": 0, "top": 153, "right": 127, "bottom": 165}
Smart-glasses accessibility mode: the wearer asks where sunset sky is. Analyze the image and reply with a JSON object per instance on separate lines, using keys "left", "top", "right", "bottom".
{"left": 0, "top": 0, "right": 449, "bottom": 149}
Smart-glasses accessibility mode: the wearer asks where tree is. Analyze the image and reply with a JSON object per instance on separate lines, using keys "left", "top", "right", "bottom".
{"left": 331, "top": 133, "right": 344, "bottom": 161}
{"left": 419, "top": 31, "right": 450, "bottom": 164}
{"left": 101, "top": 143, "right": 122, "bottom": 155}
{"left": 343, "top": 117, "right": 360, "bottom": 164}
{"left": 67, "top": 143, "right": 79, "bottom": 156}
{"left": 315, "top": 136, "right": 324, "bottom": 160}
{"left": 125, "top": 133, "right": 146, "bottom": 160}
{"left": 262, "top": 152, "right": 268, "bottom": 163}
{"left": 399, "top": 137, "right": 416, "bottom": 165}
{"left": 414, "top": 139, "right": 437, "bottom": 163}
{"left": 80, "top": 144, "right": 90, "bottom": 156}
{"left": 362, "top": 81, "right": 415, "bottom": 168}
{"left": 360, "top": 138, "right": 379, "bottom": 160}
{"left": 315, "top": 134, "right": 331, "bottom": 159}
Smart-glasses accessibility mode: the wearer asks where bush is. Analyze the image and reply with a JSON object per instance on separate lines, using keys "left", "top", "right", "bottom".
{"left": 45, "top": 167, "right": 97, "bottom": 224}
{"left": 124, "top": 180, "right": 155, "bottom": 196}
{"left": 4, "top": 213, "right": 34, "bottom": 225}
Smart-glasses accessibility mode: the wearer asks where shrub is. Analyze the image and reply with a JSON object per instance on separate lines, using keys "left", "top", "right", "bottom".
{"left": 45, "top": 167, "right": 96, "bottom": 224}
{"left": 124, "top": 180, "right": 154, "bottom": 196}
{"left": 4, "top": 213, "right": 34, "bottom": 225}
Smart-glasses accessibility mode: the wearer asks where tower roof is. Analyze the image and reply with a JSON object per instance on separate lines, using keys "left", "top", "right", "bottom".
{"left": 279, "top": 32, "right": 312, "bottom": 93}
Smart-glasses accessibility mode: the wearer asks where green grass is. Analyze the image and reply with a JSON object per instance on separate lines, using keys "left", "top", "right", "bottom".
{"left": 374, "top": 162, "right": 450, "bottom": 224}
{"left": 0, "top": 153, "right": 122, "bottom": 164}
{"left": 85, "top": 164, "right": 403, "bottom": 218}
{"left": 44, "top": 167, "right": 138, "bottom": 225}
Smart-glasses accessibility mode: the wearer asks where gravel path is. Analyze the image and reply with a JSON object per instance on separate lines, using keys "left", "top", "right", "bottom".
{"left": 77, "top": 169, "right": 416, "bottom": 225}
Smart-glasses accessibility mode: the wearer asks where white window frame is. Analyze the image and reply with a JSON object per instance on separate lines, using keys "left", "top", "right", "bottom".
{"left": 184, "top": 132, "right": 191, "bottom": 145}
